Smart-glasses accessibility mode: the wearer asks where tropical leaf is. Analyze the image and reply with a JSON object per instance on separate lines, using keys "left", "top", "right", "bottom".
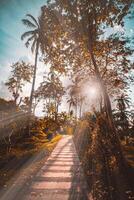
{"left": 25, "top": 35, "right": 35, "bottom": 48}
{"left": 26, "top": 14, "right": 39, "bottom": 28}
{"left": 22, "top": 19, "right": 37, "bottom": 28}
{"left": 21, "top": 30, "right": 36, "bottom": 40}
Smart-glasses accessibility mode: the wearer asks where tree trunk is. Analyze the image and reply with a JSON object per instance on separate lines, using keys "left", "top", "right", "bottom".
{"left": 99, "top": 95, "right": 103, "bottom": 113}
{"left": 79, "top": 101, "right": 83, "bottom": 118}
{"left": 55, "top": 100, "right": 58, "bottom": 122}
{"left": 29, "top": 41, "right": 39, "bottom": 115}
{"left": 68, "top": 103, "right": 71, "bottom": 114}
{"left": 75, "top": 100, "right": 78, "bottom": 119}
{"left": 27, "top": 41, "right": 39, "bottom": 135}
{"left": 89, "top": 49, "right": 128, "bottom": 172}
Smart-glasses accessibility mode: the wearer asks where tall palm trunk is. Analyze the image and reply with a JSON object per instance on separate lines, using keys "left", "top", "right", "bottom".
{"left": 90, "top": 50, "right": 114, "bottom": 125}
{"left": 75, "top": 99, "right": 78, "bottom": 119}
{"left": 79, "top": 101, "right": 83, "bottom": 118}
{"left": 68, "top": 103, "right": 71, "bottom": 114}
{"left": 99, "top": 95, "right": 103, "bottom": 113}
{"left": 29, "top": 41, "right": 39, "bottom": 115}
{"left": 54, "top": 98, "right": 58, "bottom": 122}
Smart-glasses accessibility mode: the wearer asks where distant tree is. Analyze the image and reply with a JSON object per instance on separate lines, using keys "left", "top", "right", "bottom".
{"left": 37, "top": 70, "right": 65, "bottom": 120}
{"left": 0, "top": 98, "right": 17, "bottom": 116}
{"left": 32, "top": 90, "right": 42, "bottom": 115}
{"left": 5, "top": 61, "right": 33, "bottom": 105}
{"left": 20, "top": 97, "right": 30, "bottom": 112}
{"left": 114, "top": 94, "right": 131, "bottom": 141}
{"left": 67, "top": 96, "right": 76, "bottom": 115}
{"left": 67, "top": 76, "right": 86, "bottom": 118}
{"left": 67, "top": 76, "right": 81, "bottom": 118}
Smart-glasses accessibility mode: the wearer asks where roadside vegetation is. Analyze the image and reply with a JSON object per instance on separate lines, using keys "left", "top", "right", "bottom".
{"left": 74, "top": 112, "right": 134, "bottom": 200}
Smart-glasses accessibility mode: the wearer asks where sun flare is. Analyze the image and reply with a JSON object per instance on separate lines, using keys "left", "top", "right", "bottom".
{"left": 82, "top": 82, "right": 99, "bottom": 100}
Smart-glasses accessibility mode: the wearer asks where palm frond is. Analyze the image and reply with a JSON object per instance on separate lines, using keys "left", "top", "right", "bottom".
{"left": 22, "top": 19, "right": 37, "bottom": 28}
{"left": 26, "top": 14, "right": 39, "bottom": 28}
{"left": 21, "top": 30, "right": 36, "bottom": 40}
{"left": 25, "top": 35, "right": 35, "bottom": 48}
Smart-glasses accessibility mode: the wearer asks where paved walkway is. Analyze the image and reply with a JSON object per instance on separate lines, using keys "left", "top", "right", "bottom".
{"left": 2, "top": 135, "right": 89, "bottom": 200}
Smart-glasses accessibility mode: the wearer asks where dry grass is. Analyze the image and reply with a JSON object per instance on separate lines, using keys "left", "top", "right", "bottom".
{"left": 0, "top": 134, "right": 62, "bottom": 188}
{"left": 46, "top": 134, "right": 62, "bottom": 150}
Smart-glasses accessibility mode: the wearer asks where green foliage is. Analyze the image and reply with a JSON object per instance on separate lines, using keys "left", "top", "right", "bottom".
{"left": 0, "top": 98, "right": 17, "bottom": 113}
{"left": 36, "top": 70, "right": 65, "bottom": 119}
{"left": 113, "top": 94, "right": 134, "bottom": 144}
{"left": 74, "top": 115, "right": 134, "bottom": 200}
{"left": 5, "top": 61, "right": 33, "bottom": 105}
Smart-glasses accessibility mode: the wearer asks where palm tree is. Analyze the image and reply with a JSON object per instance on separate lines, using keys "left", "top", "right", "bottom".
{"left": 79, "top": 96, "right": 86, "bottom": 118}
{"left": 21, "top": 14, "right": 41, "bottom": 114}
{"left": 116, "top": 94, "right": 131, "bottom": 111}
{"left": 114, "top": 94, "right": 131, "bottom": 142}
{"left": 67, "top": 77, "right": 81, "bottom": 119}
{"left": 67, "top": 96, "right": 76, "bottom": 115}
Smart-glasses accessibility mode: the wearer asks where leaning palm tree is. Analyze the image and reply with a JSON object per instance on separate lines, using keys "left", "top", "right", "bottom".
{"left": 21, "top": 14, "right": 41, "bottom": 114}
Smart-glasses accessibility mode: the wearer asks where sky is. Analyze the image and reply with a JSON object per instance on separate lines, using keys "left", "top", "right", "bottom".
{"left": 0, "top": 0, "right": 134, "bottom": 116}
{"left": 0, "top": 0, "right": 48, "bottom": 115}
{"left": 0, "top": 0, "right": 47, "bottom": 81}
{"left": 0, "top": 0, "right": 46, "bottom": 64}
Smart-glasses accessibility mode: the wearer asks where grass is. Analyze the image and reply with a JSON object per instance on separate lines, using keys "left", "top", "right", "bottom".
{"left": 0, "top": 133, "right": 62, "bottom": 188}
{"left": 46, "top": 134, "right": 62, "bottom": 150}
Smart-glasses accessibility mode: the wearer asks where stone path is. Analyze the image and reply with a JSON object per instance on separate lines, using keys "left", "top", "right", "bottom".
{"left": 2, "top": 135, "right": 89, "bottom": 200}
